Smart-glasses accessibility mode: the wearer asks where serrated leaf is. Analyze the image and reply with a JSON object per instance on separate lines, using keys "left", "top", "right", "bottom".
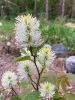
{"left": 16, "top": 56, "right": 31, "bottom": 62}
{"left": 24, "top": 91, "right": 40, "bottom": 100}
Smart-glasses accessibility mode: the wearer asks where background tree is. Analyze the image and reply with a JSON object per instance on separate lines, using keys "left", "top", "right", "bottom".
{"left": 0, "top": 0, "right": 75, "bottom": 20}
{"left": 72, "top": 0, "right": 75, "bottom": 18}
{"left": 59, "top": 0, "right": 66, "bottom": 17}
{"left": 34, "top": 0, "right": 37, "bottom": 16}
{"left": 45, "top": 0, "right": 49, "bottom": 20}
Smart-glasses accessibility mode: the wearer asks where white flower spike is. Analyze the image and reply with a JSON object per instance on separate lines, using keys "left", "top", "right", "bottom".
{"left": 37, "top": 44, "right": 55, "bottom": 67}
{"left": 1, "top": 71, "right": 17, "bottom": 89}
{"left": 15, "top": 14, "right": 43, "bottom": 48}
{"left": 39, "top": 82, "right": 55, "bottom": 99}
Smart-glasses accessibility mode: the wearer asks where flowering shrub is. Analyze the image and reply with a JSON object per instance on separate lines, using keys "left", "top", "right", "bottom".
{"left": 0, "top": 14, "right": 71, "bottom": 100}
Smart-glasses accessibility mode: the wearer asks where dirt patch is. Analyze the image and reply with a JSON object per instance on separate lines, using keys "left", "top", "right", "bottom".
{"left": 65, "top": 22, "right": 75, "bottom": 28}
{"left": 0, "top": 54, "right": 17, "bottom": 86}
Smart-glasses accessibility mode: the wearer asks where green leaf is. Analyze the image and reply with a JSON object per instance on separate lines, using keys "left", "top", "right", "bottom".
{"left": 16, "top": 56, "right": 31, "bottom": 62}
{"left": 11, "top": 96, "right": 21, "bottom": 100}
{"left": 20, "top": 81, "right": 29, "bottom": 89}
{"left": 65, "top": 93, "right": 75, "bottom": 100}
{"left": 24, "top": 91, "right": 40, "bottom": 100}
{"left": 53, "top": 91, "right": 65, "bottom": 100}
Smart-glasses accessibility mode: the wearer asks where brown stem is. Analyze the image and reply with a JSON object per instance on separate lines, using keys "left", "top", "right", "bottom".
{"left": 33, "top": 55, "right": 40, "bottom": 90}
{"left": 29, "top": 47, "right": 40, "bottom": 90}
{"left": 34, "top": 56, "right": 40, "bottom": 76}
{"left": 40, "top": 67, "right": 45, "bottom": 76}
{"left": 31, "top": 82, "right": 37, "bottom": 90}
{"left": 28, "top": 74, "right": 36, "bottom": 84}
{"left": 11, "top": 86, "right": 21, "bottom": 100}
{"left": 28, "top": 73, "right": 37, "bottom": 90}
{"left": 11, "top": 86, "right": 18, "bottom": 96}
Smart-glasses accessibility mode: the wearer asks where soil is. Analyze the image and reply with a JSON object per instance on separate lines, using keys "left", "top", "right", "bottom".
{"left": 0, "top": 54, "right": 17, "bottom": 86}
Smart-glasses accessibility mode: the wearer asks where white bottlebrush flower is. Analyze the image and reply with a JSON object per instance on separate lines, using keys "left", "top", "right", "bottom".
{"left": 39, "top": 82, "right": 55, "bottom": 99}
{"left": 17, "top": 61, "right": 28, "bottom": 80}
{"left": 37, "top": 45, "right": 55, "bottom": 67}
{"left": 17, "top": 60, "right": 36, "bottom": 80}
{"left": 17, "top": 60, "right": 43, "bottom": 81}
{"left": 15, "top": 14, "right": 43, "bottom": 48}
{"left": 1, "top": 71, "right": 17, "bottom": 89}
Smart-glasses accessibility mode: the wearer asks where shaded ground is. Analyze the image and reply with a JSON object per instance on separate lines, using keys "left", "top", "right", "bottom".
{"left": 0, "top": 54, "right": 17, "bottom": 86}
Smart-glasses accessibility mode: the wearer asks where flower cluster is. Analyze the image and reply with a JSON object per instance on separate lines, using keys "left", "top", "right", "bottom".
{"left": 17, "top": 60, "right": 42, "bottom": 81}
{"left": 37, "top": 44, "right": 55, "bottom": 67}
{"left": 17, "top": 60, "right": 32, "bottom": 80}
{"left": 39, "top": 82, "right": 55, "bottom": 99}
{"left": 1, "top": 71, "right": 17, "bottom": 89}
{"left": 15, "top": 14, "right": 43, "bottom": 48}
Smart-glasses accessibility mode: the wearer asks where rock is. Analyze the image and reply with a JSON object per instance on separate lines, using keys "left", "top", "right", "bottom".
{"left": 66, "top": 56, "right": 75, "bottom": 74}
{"left": 52, "top": 43, "right": 67, "bottom": 57}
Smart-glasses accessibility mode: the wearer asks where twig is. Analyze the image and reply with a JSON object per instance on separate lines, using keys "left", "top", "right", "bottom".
{"left": 11, "top": 86, "right": 21, "bottom": 100}
{"left": 33, "top": 55, "right": 40, "bottom": 90}
{"left": 27, "top": 73, "right": 37, "bottom": 90}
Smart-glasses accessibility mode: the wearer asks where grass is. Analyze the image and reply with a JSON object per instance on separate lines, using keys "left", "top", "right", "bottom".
{"left": 41, "top": 21, "right": 75, "bottom": 50}
{"left": 0, "top": 20, "right": 15, "bottom": 41}
{"left": 0, "top": 20, "right": 15, "bottom": 33}
{"left": 67, "top": 73, "right": 75, "bottom": 82}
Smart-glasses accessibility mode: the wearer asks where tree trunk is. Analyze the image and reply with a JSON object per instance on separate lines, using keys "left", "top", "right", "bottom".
{"left": 59, "top": 0, "right": 65, "bottom": 17}
{"left": 1, "top": 5, "right": 5, "bottom": 18}
{"left": 72, "top": 0, "right": 75, "bottom": 18}
{"left": 34, "top": 0, "right": 37, "bottom": 16}
{"left": 45, "top": 0, "right": 49, "bottom": 20}
{"left": 0, "top": 0, "right": 5, "bottom": 18}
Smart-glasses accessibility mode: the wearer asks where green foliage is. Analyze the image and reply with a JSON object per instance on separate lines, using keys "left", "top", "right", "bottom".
{"left": 41, "top": 21, "right": 75, "bottom": 50}
{"left": 41, "top": 72, "right": 57, "bottom": 85}
{"left": 16, "top": 56, "right": 31, "bottom": 62}
{"left": 65, "top": 93, "right": 75, "bottom": 100}
{"left": 11, "top": 96, "right": 21, "bottom": 100}
{"left": 0, "top": 20, "right": 14, "bottom": 33}
{"left": 49, "top": 0, "right": 60, "bottom": 19}
{"left": 53, "top": 91, "right": 65, "bottom": 100}
{"left": 20, "top": 81, "right": 29, "bottom": 89}
{"left": 0, "top": 20, "right": 15, "bottom": 41}
{"left": 24, "top": 91, "right": 40, "bottom": 100}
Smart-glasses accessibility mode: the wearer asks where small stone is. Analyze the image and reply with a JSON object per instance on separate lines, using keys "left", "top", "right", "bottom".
{"left": 66, "top": 56, "right": 75, "bottom": 73}
{"left": 52, "top": 43, "right": 67, "bottom": 57}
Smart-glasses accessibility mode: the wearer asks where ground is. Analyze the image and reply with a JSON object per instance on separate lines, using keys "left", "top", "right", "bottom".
{"left": 0, "top": 53, "right": 17, "bottom": 86}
